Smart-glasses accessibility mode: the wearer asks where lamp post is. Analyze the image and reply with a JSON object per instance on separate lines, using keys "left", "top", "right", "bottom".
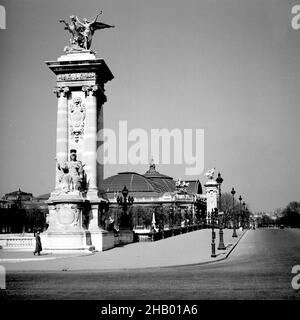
{"left": 245, "top": 207, "right": 249, "bottom": 229}
{"left": 216, "top": 172, "right": 226, "bottom": 250}
{"left": 160, "top": 205, "right": 165, "bottom": 239}
{"left": 169, "top": 205, "right": 175, "bottom": 236}
{"left": 211, "top": 208, "right": 217, "bottom": 258}
{"left": 194, "top": 196, "right": 203, "bottom": 228}
{"left": 238, "top": 195, "right": 242, "bottom": 230}
{"left": 242, "top": 201, "right": 246, "bottom": 229}
{"left": 231, "top": 187, "right": 237, "bottom": 237}
{"left": 117, "top": 185, "right": 134, "bottom": 230}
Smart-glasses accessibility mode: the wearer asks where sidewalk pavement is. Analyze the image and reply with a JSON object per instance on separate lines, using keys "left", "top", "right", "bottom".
{"left": 0, "top": 228, "right": 245, "bottom": 272}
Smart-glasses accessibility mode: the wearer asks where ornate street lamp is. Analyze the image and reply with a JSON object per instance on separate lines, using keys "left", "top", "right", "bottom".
{"left": 238, "top": 195, "right": 242, "bottom": 230}
{"left": 216, "top": 173, "right": 223, "bottom": 210}
{"left": 245, "top": 207, "right": 249, "bottom": 229}
{"left": 117, "top": 185, "right": 134, "bottom": 229}
{"left": 211, "top": 208, "right": 218, "bottom": 258}
{"left": 194, "top": 197, "right": 204, "bottom": 228}
{"left": 216, "top": 172, "right": 225, "bottom": 250}
{"left": 231, "top": 187, "right": 237, "bottom": 237}
{"left": 159, "top": 205, "right": 165, "bottom": 239}
{"left": 169, "top": 206, "right": 175, "bottom": 236}
{"left": 242, "top": 201, "right": 246, "bottom": 229}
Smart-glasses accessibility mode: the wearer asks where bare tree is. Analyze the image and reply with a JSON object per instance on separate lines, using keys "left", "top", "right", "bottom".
{"left": 220, "top": 192, "right": 240, "bottom": 227}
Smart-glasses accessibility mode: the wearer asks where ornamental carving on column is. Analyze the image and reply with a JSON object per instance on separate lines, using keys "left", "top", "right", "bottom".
{"left": 57, "top": 73, "right": 96, "bottom": 82}
{"left": 69, "top": 96, "right": 86, "bottom": 142}
{"left": 82, "top": 84, "right": 99, "bottom": 96}
{"left": 82, "top": 84, "right": 107, "bottom": 103}
{"left": 53, "top": 86, "right": 70, "bottom": 98}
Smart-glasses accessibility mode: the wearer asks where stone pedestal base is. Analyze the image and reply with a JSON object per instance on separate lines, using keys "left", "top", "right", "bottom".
{"left": 41, "top": 231, "right": 94, "bottom": 252}
{"left": 119, "top": 230, "right": 134, "bottom": 244}
{"left": 44, "top": 195, "right": 93, "bottom": 252}
{"left": 44, "top": 194, "right": 115, "bottom": 252}
{"left": 57, "top": 50, "right": 96, "bottom": 62}
{"left": 87, "top": 230, "right": 115, "bottom": 251}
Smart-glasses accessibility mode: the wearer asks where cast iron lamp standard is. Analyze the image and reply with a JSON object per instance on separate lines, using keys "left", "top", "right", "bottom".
{"left": 160, "top": 206, "right": 165, "bottom": 239}
{"left": 245, "top": 207, "right": 249, "bottom": 229}
{"left": 231, "top": 187, "right": 238, "bottom": 237}
{"left": 238, "top": 195, "right": 242, "bottom": 230}
{"left": 194, "top": 197, "right": 203, "bottom": 229}
{"left": 211, "top": 208, "right": 218, "bottom": 258}
{"left": 169, "top": 206, "right": 175, "bottom": 236}
{"left": 216, "top": 172, "right": 226, "bottom": 250}
{"left": 117, "top": 186, "right": 134, "bottom": 230}
{"left": 242, "top": 201, "right": 246, "bottom": 229}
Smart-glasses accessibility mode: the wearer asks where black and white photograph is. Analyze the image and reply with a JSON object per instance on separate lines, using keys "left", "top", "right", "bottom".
{"left": 0, "top": 0, "right": 300, "bottom": 311}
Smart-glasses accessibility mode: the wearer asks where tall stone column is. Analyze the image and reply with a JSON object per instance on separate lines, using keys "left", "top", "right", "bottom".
{"left": 45, "top": 52, "right": 114, "bottom": 252}
{"left": 53, "top": 86, "right": 69, "bottom": 189}
{"left": 205, "top": 179, "right": 218, "bottom": 225}
{"left": 82, "top": 85, "right": 100, "bottom": 198}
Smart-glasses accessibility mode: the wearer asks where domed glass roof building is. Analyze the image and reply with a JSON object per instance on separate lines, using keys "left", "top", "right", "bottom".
{"left": 102, "top": 160, "right": 203, "bottom": 209}
{"left": 101, "top": 161, "right": 206, "bottom": 235}
{"left": 103, "top": 161, "right": 203, "bottom": 204}
{"left": 103, "top": 161, "right": 206, "bottom": 236}
{"left": 2, "top": 188, "right": 34, "bottom": 202}
{"left": 103, "top": 171, "right": 164, "bottom": 197}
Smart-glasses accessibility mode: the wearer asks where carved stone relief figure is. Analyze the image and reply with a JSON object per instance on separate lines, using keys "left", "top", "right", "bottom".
{"left": 70, "top": 96, "right": 86, "bottom": 142}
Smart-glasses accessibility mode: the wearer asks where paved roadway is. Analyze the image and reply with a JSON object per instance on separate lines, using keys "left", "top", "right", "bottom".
{"left": 0, "top": 228, "right": 242, "bottom": 269}
{"left": 1, "top": 228, "right": 300, "bottom": 300}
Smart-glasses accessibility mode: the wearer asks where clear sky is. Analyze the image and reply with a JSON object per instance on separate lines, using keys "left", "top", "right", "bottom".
{"left": 0, "top": 0, "right": 299, "bottom": 213}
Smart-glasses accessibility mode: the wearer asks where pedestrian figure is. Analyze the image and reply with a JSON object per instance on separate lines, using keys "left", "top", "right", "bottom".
{"left": 107, "top": 217, "right": 119, "bottom": 236}
{"left": 33, "top": 231, "right": 42, "bottom": 256}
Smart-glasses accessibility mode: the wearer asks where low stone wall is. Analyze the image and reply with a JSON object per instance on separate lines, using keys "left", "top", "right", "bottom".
{"left": 0, "top": 234, "right": 35, "bottom": 250}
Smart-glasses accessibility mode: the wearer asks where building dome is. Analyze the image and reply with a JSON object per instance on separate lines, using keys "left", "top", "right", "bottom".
{"left": 143, "top": 160, "right": 173, "bottom": 180}
{"left": 103, "top": 172, "right": 164, "bottom": 198}
{"left": 143, "top": 160, "right": 176, "bottom": 193}
{"left": 2, "top": 188, "right": 34, "bottom": 202}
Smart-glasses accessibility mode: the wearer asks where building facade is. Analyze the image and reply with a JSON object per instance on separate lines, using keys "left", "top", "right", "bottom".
{"left": 0, "top": 189, "right": 47, "bottom": 233}
{"left": 102, "top": 162, "right": 207, "bottom": 231}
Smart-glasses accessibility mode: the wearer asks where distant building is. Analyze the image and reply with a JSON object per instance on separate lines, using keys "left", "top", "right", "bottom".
{"left": 0, "top": 163, "right": 207, "bottom": 233}
{"left": 102, "top": 162, "right": 206, "bottom": 229}
{"left": 0, "top": 188, "right": 47, "bottom": 233}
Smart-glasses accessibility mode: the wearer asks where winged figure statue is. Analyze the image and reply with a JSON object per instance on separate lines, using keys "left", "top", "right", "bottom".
{"left": 60, "top": 11, "right": 115, "bottom": 51}
{"left": 205, "top": 168, "right": 215, "bottom": 180}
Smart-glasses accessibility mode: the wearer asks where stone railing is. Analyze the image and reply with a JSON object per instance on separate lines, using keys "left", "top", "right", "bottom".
{"left": 137, "top": 234, "right": 151, "bottom": 242}
{"left": 134, "top": 224, "right": 207, "bottom": 242}
{"left": 0, "top": 234, "right": 34, "bottom": 250}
